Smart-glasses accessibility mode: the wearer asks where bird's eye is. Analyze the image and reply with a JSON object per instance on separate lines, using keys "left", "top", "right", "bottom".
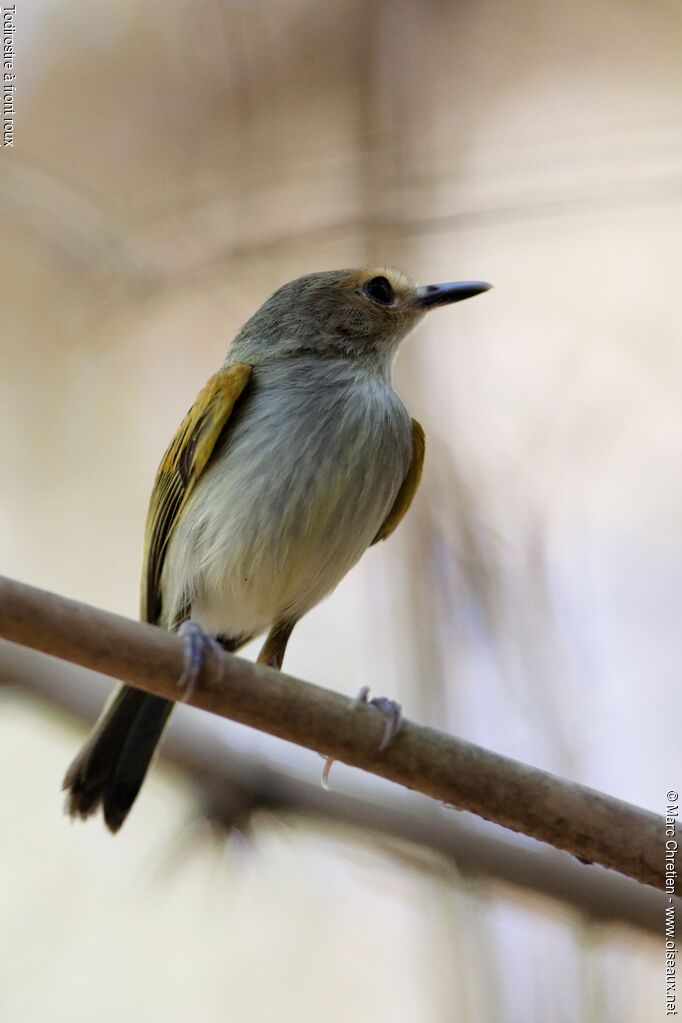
{"left": 363, "top": 276, "right": 395, "bottom": 306}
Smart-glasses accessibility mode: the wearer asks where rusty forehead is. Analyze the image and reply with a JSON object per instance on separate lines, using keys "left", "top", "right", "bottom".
{"left": 343, "top": 267, "right": 417, "bottom": 297}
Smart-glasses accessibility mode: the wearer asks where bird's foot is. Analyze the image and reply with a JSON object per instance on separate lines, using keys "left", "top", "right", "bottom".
{"left": 321, "top": 685, "right": 403, "bottom": 789}
{"left": 358, "top": 686, "right": 403, "bottom": 752}
{"left": 257, "top": 649, "right": 284, "bottom": 670}
{"left": 177, "top": 621, "right": 221, "bottom": 703}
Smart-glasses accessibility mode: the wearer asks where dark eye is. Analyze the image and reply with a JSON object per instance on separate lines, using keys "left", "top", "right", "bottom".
{"left": 363, "top": 276, "right": 395, "bottom": 306}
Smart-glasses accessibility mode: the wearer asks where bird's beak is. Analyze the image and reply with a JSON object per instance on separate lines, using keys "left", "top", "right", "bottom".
{"left": 413, "top": 280, "right": 492, "bottom": 309}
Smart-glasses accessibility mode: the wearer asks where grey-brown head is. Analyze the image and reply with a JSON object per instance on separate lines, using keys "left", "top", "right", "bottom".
{"left": 230, "top": 267, "right": 491, "bottom": 370}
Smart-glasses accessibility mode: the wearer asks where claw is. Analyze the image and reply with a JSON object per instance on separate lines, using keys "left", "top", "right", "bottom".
{"left": 321, "top": 755, "right": 334, "bottom": 791}
{"left": 320, "top": 686, "right": 403, "bottom": 789}
{"left": 369, "top": 696, "right": 403, "bottom": 752}
{"left": 177, "top": 621, "right": 220, "bottom": 702}
{"left": 354, "top": 685, "right": 371, "bottom": 706}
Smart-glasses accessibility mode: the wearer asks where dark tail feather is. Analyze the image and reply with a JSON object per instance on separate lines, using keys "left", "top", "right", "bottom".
{"left": 63, "top": 686, "right": 173, "bottom": 833}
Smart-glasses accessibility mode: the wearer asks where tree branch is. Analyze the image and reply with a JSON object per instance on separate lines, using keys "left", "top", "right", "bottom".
{"left": 0, "top": 574, "right": 664, "bottom": 890}
{"left": 2, "top": 643, "right": 669, "bottom": 936}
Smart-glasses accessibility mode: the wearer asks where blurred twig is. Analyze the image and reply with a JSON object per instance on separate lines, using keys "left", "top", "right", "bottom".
{"left": 0, "top": 642, "right": 669, "bottom": 936}
{"left": 0, "top": 574, "right": 665, "bottom": 890}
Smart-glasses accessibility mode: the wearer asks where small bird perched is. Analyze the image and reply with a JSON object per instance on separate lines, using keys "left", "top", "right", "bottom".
{"left": 63, "top": 267, "right": 490, "bottom": 832}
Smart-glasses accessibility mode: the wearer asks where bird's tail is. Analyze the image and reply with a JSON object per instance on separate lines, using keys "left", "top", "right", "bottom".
{"left": 63, "top": 685, "right": 174, "bottom": 833}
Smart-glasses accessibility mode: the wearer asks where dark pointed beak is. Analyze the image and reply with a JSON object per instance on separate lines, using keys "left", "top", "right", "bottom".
{"left": 413, "top": 280, "right": 492, "bottom": 309}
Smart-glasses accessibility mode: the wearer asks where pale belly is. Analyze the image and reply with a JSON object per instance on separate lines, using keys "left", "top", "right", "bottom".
{"left": 161, "top": 360, "right": 413, "bottom": 639}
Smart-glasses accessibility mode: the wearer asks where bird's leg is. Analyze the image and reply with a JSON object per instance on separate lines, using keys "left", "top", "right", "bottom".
{"left": 176, "top": 620, "right": 224, "bottom": 702}
{"left": 176, "top": 618, "right": 295, "bottom": 703}
{"left": 321, "top": 686, "right": 403, "bottom": 789}
{"left": 257, "top": 619, "right": 296, "bottom": 671}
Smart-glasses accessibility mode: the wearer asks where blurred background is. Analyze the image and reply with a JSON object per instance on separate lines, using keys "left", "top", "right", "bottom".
{"left": 1, "top": 0, "right": 680, "bottom": 1019}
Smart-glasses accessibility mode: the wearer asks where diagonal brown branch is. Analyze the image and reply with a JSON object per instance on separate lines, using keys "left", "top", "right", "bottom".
{"left": 0, "top": 574, "right": 664, "bottom": 890}
{"left": 1, "top": 643, "right": 669, "bottom": 936}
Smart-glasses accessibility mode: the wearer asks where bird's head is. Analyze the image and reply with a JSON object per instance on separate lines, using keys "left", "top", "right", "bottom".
{"left": 231, "top": 267, "right": 491, "bottom": 372}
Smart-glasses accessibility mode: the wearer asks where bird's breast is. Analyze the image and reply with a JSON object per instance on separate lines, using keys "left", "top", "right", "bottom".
{"left": 163, "top": 358, "right": 413, "bottom": 636}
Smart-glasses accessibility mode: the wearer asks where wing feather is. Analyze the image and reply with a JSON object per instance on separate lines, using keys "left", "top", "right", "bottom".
{"left": 372, "top": 418, "right": 425, "bottom": 545}
{"left": 140, "top": 362, "right": 252, "bottom": 624}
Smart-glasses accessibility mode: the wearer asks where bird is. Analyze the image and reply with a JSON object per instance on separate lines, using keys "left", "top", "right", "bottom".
{"left": 63, "top": 266, "right": 491, "bottom": 832}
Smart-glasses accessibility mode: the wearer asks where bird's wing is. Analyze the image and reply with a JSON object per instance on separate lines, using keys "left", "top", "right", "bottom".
{"left": 372, "top": 418, "right": 426, "bottom": 544}
{"left": 140, "top": 362, "right": 253, "bottom": 625}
